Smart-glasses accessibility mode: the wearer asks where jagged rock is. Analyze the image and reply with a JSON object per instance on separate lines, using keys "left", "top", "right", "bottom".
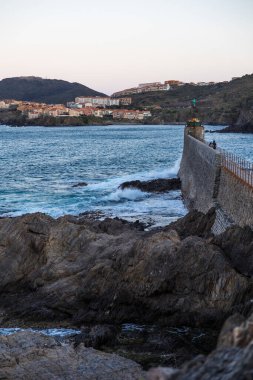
{"left": 213, "top": 225, "right": 253, "bottom": 276}
{"left": 119, "top": 178, "right": 181, "bottom": 193}
{"left": 0, "top": 331, "right": 143, "bottom": 380}
{"left": 0, "top": 211, "right": 251, "bottom": 328}
{"left": 165, "top": 208, "right": 216, "bottom": 239}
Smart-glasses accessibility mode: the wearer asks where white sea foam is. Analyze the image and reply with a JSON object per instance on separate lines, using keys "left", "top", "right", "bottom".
{"left": 105, "top": 188, "right": 149, "bottom": 202}
{"left": 87, "top": 157, "right": 182, "bottom": 193}
{"left": 0, "top": 328, "right": 80, "bottom": 337}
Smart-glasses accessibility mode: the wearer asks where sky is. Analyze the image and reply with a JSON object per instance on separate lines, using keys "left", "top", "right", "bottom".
{"left": 0, "top": 0, "right": 252, "bottom": 94}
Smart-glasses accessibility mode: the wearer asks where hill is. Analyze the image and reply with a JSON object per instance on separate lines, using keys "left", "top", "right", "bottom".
{"left": 0, "top": 76, "right": 106, "bottom": 104}
{"left": 128, "top": 74, "right": 253, "bottom": 131}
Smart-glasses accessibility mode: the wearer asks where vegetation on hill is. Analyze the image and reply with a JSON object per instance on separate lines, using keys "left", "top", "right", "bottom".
{"left": 0, "top": 76, "right": 106, "bottom": 104}
{"left": 130, "top": 74, "right": 253, "bottom": 131}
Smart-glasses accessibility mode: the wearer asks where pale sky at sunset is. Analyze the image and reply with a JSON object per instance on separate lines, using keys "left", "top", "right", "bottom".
{"left": 0, "top": 0, "right": 252, "bottom": 94}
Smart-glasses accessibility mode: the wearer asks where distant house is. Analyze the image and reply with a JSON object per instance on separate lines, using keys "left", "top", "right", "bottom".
{"left": 27, "top": 112, "right": 39, "bottom": 120}
{"left": 165, "top": 80, "right": 185, "bottom": 87}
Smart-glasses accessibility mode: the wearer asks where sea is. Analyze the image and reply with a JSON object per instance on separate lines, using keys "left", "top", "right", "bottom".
{"left": 0, "top": 124, "right": 252, "bottom": 228}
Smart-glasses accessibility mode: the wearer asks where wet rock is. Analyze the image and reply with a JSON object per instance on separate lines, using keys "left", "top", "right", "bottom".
{"left": 147, "top": 313, "right": 253, "bottom": 380}
{"left": 0, "top": 331, "right": 143, "bottom": 380}
{"left": 74, "top": 325, "right": 117, "bottom": 349}
{"left": 0, "top": 211, "right": 251, "bottom": 328}
{"left": 119, "top": 178, "right": 181, "bottom": 193}
{"left": 72, "top": 182, "right": 88, "bottom": 188}
{"left": 148, "top": 346, "right": 253, "bottom": 379}
{"left": 109, "top": 324, "right": 218, "bottom": 370}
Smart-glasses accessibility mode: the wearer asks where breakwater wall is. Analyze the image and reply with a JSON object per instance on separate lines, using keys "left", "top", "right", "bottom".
{"left": 179, "top": 129, "right": 253, "bottom": 233}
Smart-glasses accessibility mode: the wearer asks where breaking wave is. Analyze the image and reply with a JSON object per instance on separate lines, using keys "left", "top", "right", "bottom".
{"left": 105, "top": 188, "right": 149, "bottom": 202}
{"left": 87, "top": 156, "right": 181, "bottom": 194}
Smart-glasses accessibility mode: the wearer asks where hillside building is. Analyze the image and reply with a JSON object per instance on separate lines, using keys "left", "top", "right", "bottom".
{"left": 75, "top": 96, "right": 120, "bottom": 107}
{"left": 165, "top": 80, "right": 185, "bottom": 87}
{"left": 112, "top": 81, "right": 170, "bottom": 97}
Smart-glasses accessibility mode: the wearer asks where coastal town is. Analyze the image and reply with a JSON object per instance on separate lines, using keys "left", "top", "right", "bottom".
{"left": 0, "top": 96, "right": 151, "bottom": 121}
{"left": 0, "top": 78, "right": 226, "bottom": 124}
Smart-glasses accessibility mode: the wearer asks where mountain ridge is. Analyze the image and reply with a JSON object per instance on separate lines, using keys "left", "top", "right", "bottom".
{"left": 0, "top": 76, "right": 107, "bottom": 104}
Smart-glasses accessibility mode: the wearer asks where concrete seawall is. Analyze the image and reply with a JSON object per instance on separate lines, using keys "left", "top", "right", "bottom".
{"left": 179, "top": 131, "right": 253, "bottom": 233}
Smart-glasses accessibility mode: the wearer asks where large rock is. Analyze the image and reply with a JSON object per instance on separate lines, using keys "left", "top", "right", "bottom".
{"left": 0, "top": 331, "right": 143, "bottom": 380}
{"left": 0, "top": 211, "right": 251, "bottom": 327}
{"left": 119, "top": 178, "right": 181, "bottom": 193}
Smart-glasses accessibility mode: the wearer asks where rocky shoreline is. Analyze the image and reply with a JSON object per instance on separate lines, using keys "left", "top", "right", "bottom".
{"left": 0, "top": 208, "right": 251, "bottom": 327}
{"left": 2, "top": 109, "right": 252, "bottom": 131}
{"left": 0, "top": 207, "right": 253, "bottom": 378}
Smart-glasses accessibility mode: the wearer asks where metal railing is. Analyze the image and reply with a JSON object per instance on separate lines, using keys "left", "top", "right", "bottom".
{"left": 220, "top": 149, "right": 253, "bottom": 189}
{"left": 189, "top": 133, "right": 253, "bottom": 189}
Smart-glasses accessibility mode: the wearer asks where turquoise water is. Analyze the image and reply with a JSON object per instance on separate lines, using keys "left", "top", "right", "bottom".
{"left": 0, "top": 327, "right": 80, "bottom": 337}
{"left": 0, "top": 124, "right": 252, "bottom": 227}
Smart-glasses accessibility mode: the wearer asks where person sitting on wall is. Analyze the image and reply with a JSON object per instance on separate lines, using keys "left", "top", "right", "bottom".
{"left": 213, "top": 140, "right": 217, "bottom": 149}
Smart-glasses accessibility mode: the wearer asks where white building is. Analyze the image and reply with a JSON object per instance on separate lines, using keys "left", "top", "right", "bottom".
{"left": 75, "top": 96, "right": 120, "bottom": 107}
{"left": 67, "top": 102, "right": 82, "bottom": 109}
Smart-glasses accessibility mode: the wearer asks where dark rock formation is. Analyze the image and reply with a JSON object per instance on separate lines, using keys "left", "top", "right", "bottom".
{"left": 213, "top": 225, "right": 253, "bottom": 276}
{"left": 72, "top": 182, "right": 88, "bottom": 188}
{"left": 217, "top": 106, "right": 253, "bottom": 133}
{"left": 0, "top": 331, "right": 143, "bottom": 379}
{"left": 147, "top": 313, "right": 253, "bottom": 380}
{"left": 119, "top": 178, "right": 181, "bottom": 193}
{"left": 0, "top": 211, "right": 251, "bottom": 328}
{"left": 165, "top": 208, "right": 216, "bottom": 239}
{"left": 217, "top": 122, "right": 253, "bottom": 133}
